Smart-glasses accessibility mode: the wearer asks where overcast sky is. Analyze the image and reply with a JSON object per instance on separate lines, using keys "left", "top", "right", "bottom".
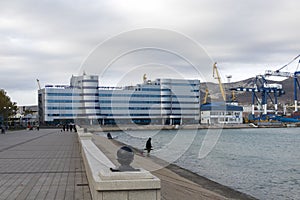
{"left": 0, "top": 0, "right": 299, "bottom": 105}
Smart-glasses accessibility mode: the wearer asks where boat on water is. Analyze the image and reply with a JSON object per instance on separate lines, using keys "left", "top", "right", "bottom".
{"left": 276, "top": 116, "right": 300, "bottom": 123}
{"left": 249, "top": 123, "right": 258, "bottom": 128}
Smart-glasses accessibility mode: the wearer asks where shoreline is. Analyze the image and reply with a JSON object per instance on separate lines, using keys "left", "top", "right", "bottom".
{"left": 84, "top": 123, "right": 299, "bottom": 132}
{"left": 104, "top": 136, "right": 257, "bottom": 200}
{"left": 165, "top": 163, "right": 256, "bottom": 200}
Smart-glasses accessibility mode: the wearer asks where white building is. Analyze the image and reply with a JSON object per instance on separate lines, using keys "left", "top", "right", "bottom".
{"left": 200, "top": 102, "right": 243, "bottom": 124}
{"left": 38, "top": 74, "right": 201, "bottom": 125}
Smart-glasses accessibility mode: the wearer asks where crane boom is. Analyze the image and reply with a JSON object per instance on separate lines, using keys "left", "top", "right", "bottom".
{"left": 276, "top": 54, "right": 300, "bottom": 71}
{"left": 265, "top": 70, "right": 292, "bottom": 77}
{"left": 36, "top": 79, "right": 41, "bottom": 90}
{"left": 213, "top": 62, "right": 226, "bottom": 101}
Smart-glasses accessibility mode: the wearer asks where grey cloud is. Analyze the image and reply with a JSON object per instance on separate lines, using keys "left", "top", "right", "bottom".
{"left": 0, "top": 0, "right": 299, "bottom": 105}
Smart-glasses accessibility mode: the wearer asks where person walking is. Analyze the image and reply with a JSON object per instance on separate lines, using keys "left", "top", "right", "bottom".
{"left": 145, "top": 138, "right": 152, "bottom": 156}
{"left": 107, "top": 132, "right": 113, "bottom": 139}
{"left": 74, "top": 125, "right": 77, "bottom": 133}
{"left": 1, "top": 125, "right": 5, "bottom": 134}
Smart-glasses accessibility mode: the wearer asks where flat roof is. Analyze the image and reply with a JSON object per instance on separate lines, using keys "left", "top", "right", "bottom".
{"left": 201, "top": 102, "right": 243, "bottom": 111}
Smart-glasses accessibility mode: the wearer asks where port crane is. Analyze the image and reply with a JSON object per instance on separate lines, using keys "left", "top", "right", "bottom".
{"left": 203, "top": 88, "right": 209, "bottom": 104}
{"left": 202, "top": 63, "right": 226, "bottom": 105}
{"left": 213, "top": 62, "right": 226, "bottom": 102}
{"left": 231, "top": 55, "right": 300, "bottom": 121}
{"left": 208, "top": 63, "right": 237, "bottom": 103}
{"left": 255, "top": 75, "right": 284, "bottom": 115}
{"left": 294, "top": 69, "right": 300, "bottom": 111}
{"left": 230, "top": 72, "right": 285, "bottom": 119}
{"left": 231, "top": 79, "right": 284, "bottom": 117}
{"left": 36, "top": 79, "right": 41, "bottom": 90}
{"left": 264, "top": 54, "right": 300, "bottom": 112}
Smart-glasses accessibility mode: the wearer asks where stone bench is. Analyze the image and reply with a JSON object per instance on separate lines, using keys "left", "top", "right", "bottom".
{"left": 78, "top": 133, "right": 161, "bottom": 200}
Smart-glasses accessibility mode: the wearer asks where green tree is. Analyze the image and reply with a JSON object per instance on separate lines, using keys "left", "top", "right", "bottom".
{"left": 0, "top": 89, "right": 17, "bottom": 124}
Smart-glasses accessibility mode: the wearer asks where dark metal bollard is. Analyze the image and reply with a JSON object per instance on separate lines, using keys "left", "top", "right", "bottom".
{"left": 111, "top": 146, "right": 139, "bottom": 172}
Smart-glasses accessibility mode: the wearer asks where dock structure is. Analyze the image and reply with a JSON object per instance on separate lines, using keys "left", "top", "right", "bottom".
{"left": 0, "top": 129, "right": 92, "bottom": 200}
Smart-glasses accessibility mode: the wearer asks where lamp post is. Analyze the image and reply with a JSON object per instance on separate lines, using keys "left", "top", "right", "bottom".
{"left": 3, "top": 106, "right": 11, "bottom": 130}
{"left": 1, "top": 106, "right": 10, "bottom": 133}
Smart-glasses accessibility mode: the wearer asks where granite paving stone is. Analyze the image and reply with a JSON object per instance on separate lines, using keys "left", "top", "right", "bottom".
{"left": 0, "top": 129, "right": 91, "bottom": 200}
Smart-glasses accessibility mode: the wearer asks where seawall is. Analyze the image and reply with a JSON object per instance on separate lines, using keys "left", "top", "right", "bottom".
{"left": 93, "top": 134, "right": 257, "bottom": 200}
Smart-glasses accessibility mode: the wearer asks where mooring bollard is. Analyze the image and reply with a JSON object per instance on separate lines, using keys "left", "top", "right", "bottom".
{"left": 111, "top": 146, "right": 139, "bottom": 172}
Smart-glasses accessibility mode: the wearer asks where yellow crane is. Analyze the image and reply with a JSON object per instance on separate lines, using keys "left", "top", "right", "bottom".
{"left": 36, "top": 79, "right": 41, "bottom": 90}
{"left": 231, "top": 90, "right": 237, "bottom": 102}
{"left": 143, "top": 74, "right": 147, "bottom": 83}
{"left": 213, "top": 62, "right": 226, "bottom": 101}
{"left": 203, "top": 88, "right": 209, "bottom": 104}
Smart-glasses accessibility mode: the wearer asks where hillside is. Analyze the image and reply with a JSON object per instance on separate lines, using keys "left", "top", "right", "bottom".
{"left": 200, "top": 77, "right": 298, "bottom": 105}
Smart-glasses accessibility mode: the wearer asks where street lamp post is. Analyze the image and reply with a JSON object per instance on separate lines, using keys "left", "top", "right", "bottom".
{"left": 3, "top": 106, "right": 11, "bottom": 130}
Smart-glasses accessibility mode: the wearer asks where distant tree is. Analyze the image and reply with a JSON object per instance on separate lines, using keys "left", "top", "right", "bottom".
{"left": 0, "top": 89, "right": 17, "bottom": 123}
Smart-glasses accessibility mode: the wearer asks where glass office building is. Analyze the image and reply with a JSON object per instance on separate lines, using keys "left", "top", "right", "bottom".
{"left": 38, "top": 74, "right": 201, "bottom": 125}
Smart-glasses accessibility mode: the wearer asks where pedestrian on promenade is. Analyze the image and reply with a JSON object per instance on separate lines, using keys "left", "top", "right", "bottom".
{"left": 1, "top": 125, "right": 5, "bottom": 134}
{"left": 62, "top": 124, "right": 66, "bottom": 131}
{"left": 145, "top": 137, "right": 152, "bottom": 156}
{"left": 74, "top": 125, "right": 77, "bottom": 133}
{"left": 107, "top": 132, "right": 113, "bottom": 139}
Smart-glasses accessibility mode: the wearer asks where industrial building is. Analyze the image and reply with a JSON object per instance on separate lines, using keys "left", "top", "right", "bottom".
{"left": 200, "top": 102, "right": 243, "bottom": 124}
{"left": 38, "top": 74, "right": 201, "bottom": 125}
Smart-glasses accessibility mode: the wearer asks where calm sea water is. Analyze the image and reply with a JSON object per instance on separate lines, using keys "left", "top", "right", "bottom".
{"left": 99, "top": 128, "right": 300, "bottom": 200}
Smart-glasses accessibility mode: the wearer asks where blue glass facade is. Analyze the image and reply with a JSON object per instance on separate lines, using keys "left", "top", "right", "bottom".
{"left": 38, "top": 74, "right": 201, "bottom": 125}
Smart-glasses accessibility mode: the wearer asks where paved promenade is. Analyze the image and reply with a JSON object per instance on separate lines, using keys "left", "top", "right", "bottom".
{"left": 93, "top": 135, "right": 256, "bottom": 200}
{"left": 0, "top": 129, "right": 91, "bottom": 200}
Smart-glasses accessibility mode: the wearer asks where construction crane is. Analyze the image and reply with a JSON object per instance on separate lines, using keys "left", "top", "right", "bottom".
{"left": 36, "top": 79, "right": 41, "bottom": 90}
{"left": 213, "top": 62, "right": 226, "bottom": 101}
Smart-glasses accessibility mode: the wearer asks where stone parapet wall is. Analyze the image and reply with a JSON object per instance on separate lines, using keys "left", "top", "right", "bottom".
{"left": 77, "top": 128, "right": 161, "bottom": 200}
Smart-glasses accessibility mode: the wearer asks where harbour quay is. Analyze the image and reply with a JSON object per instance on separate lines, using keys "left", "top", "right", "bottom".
{"left": 0, "top": 128, "right": 256, "bottom": 200}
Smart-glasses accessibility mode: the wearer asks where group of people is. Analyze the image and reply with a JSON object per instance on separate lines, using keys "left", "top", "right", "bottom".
{"left": 27, "top": 124, "right": 39, "bottom": 131}
{"left": 62, "top": 124, "right": 77, "bottom": 132}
